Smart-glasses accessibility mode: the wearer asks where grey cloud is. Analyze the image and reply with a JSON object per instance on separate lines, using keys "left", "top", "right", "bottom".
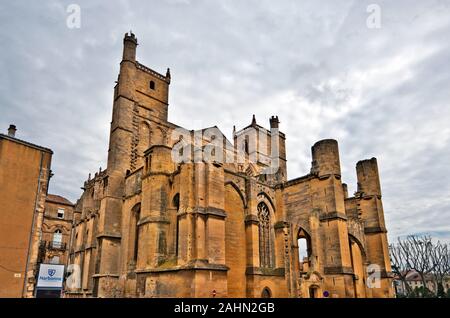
{"left": 0, "top": 0, "right": 449, "bottom": 242}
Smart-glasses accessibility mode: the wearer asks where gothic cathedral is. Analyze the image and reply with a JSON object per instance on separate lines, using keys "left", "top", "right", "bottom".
{"left": 67, "top": 32, "right": 394, "bottom": 298}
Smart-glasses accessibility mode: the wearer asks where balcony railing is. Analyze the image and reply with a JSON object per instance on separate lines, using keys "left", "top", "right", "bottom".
{"left": 48, "top": 241, "right": 67, "bottom": 251}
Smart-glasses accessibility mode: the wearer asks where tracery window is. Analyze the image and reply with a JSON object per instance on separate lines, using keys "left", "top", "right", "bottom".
{"left": 258, "top": 202, "right": 273, "bottom": 268}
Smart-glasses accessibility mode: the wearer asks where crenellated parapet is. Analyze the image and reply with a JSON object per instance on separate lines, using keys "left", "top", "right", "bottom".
{"left": 136, "top": 62, "right": 171, "bottom": 84}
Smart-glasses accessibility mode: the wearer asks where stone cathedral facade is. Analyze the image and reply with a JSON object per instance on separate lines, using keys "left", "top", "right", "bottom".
{"left": 66, "top": 33, "right": 394, "bottom": 298}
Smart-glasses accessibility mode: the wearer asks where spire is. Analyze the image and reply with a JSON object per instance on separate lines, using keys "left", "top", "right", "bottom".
{"left": 251, "top": 114, "right": 257, "bottom": 127}
{"left": 233, "top": 125, "right": 236, "bottom": 136}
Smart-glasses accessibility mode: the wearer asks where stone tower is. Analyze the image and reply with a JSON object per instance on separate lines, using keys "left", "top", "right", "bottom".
{"left": 233, "top": 115, "right": 287, "bottom": 185}
{"left": 93, "top": 32, "right": 172, "bottom": 296}
{"left": 356, "top": 158, "right": 392, "bottom": 296}
{"left": 309, "top": 140, "right": 355, "bottom": 297}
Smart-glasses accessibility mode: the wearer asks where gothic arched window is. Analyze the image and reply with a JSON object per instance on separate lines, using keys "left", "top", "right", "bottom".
{"left": 258, "top": 202, "right": 273, "bottom": 268}
{"left": 298, "top": 228, "right": 312, "bottom": 272}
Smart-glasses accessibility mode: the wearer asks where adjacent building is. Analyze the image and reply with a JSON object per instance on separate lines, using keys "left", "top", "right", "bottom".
{"left": 0, "top": 125, "right": 53, "bottom": 297}
{"left": 394, "top": 271, "right": 450, "bottom": 297}
{"left": 38, "top": 194, "right": 75, "bottom": 266}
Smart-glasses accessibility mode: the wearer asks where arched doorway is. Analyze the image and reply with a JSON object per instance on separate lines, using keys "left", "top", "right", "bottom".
{"left": 309, "top": 285, "right": 319, "bottom": 298}
{"left": 261, "top": 287, "right": 272, "bottom": 298}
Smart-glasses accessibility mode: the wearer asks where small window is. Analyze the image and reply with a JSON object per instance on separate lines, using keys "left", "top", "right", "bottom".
{"left": 150, "top": 81, "right": 155, "bottom": 90}
{"left": 57, "top": 208, "right": 65, "bottom": 219}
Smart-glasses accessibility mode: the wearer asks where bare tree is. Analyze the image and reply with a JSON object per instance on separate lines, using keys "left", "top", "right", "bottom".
{"left": 390, "top": 238, "right": 413, "bottom": 296}
{"left": 430, "top": 241, "right": 450, "bottom": 297}
{"left": 390, "top": 235, "right": 450, "bottom": 297}
{"left": 406, "top": 236, "right": 435, "bottom": 293}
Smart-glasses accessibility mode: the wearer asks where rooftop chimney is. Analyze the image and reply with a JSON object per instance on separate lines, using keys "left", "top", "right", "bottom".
{"left": 8, "top": 124, "right": 16, "bottom": 137}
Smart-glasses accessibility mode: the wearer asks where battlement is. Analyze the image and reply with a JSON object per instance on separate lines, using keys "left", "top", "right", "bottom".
{"left": 136, "top": 61, "right": 171, "bottom": 84}
{"left": 269, "top": 116, "right": 280, "bottom": 129}
{"left": 124, "top": 31, "right": 138, "bottom": 44}
{"left": 83, "top": 167, "right": 107, "bottom": 188}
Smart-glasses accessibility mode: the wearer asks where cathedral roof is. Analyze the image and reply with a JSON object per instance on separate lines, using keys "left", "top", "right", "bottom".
{"left": 194, "top": 125, "right": 234, "bottom": 148}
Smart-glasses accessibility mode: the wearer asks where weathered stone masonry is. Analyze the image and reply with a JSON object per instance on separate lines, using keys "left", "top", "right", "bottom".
{"left": 66, "top": 32, "right": 394, "bottom": 298}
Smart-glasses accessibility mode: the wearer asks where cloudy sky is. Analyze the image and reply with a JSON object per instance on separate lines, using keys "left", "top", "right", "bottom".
{"left": 1, "top": 0, "right": 449, "bottom": 242}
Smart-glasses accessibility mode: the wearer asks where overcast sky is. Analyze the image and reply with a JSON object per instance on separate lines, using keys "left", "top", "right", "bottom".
{"left": 1, "top": 0, "right": 449, "bottom": 242}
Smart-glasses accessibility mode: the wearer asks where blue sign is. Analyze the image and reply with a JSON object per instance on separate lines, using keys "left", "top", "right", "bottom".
{"left": 36, "top": 264, "right": 65, "bottom": 288}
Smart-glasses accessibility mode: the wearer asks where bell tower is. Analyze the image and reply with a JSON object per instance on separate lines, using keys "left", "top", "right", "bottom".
{"left": 93, "top": 32, "right": 172, "bottom": 297}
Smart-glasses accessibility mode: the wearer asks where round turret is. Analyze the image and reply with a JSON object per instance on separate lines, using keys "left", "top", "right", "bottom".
{"left": 356, "top": 157, "right": 381, "bottom": 196}
{"left": 123, "top": 32, "right": 138, "bottom": 62}
{"left": 310, "top": 139, "right": 341, "bottom": 177}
